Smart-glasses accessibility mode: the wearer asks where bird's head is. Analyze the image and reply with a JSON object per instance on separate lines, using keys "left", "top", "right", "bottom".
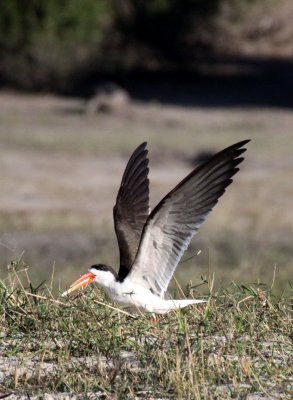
{"left": 61, "top": 264, "right": 116, "bottom": 297}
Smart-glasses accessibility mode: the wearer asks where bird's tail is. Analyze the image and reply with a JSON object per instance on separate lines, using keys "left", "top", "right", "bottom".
{"left": 168, "top": 299, "right": 207, "bottom": 310}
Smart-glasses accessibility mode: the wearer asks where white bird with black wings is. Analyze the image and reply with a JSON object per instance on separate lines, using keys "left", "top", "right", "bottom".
{"left": 62, "top": 140, "right": 250, "bottom": 314}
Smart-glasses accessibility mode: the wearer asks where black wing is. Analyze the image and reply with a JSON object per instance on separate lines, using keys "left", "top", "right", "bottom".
{"left": 127, "top": 140, "right": 250, "bottom": 297}
{"left": 113, "top": 142, "right": 150, "bottom": 280}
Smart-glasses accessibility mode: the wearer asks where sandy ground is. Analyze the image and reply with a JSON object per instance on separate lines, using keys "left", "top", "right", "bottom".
{"left": 0, "top": 332, "right": 290, "bottom": 399}
{"left": 0, "top": 90, "right": 292, "bottom": 293}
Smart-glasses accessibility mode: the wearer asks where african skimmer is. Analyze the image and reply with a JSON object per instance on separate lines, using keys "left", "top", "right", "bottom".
{"left": 62, "top": 140, "right": 250, "bottom": 314}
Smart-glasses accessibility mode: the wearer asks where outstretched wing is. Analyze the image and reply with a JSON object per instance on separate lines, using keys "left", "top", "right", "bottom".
{"left": 114, "top": 142, "right": 150, "bottom": 280}
{"left": 126, "top": 140, "right": 250, "bottom": 296}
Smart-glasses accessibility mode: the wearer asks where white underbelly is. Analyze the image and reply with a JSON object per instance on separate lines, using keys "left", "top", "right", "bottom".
{"left": 104, "top": 284, "right": 170, "bottom": 313}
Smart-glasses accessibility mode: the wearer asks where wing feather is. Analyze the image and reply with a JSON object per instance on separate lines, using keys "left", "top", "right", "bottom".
{"left": 113, "top": 142, "right": 150, "bottom": 280}
{"left": 126, "top": 140, "right": 250, "bottom": 296}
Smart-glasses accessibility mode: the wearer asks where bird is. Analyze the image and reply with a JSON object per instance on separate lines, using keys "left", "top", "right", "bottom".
{"left": 62, "top": 140, "right": 250, "bottom": 314}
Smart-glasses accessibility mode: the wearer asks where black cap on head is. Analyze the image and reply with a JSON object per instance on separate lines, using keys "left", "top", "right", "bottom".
{"left": 89, "top": 264, "right": 119, "bottom": 279}
{"left": 90, "top": 264, "right": 111, "bottom": 271}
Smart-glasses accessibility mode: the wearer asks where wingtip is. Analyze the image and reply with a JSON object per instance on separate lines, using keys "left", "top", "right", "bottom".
{"left": 237, "top": 139, "right": 251, "bottom": 148}
{"left": 138, "top": 141, "right": 148, "bottom": 150}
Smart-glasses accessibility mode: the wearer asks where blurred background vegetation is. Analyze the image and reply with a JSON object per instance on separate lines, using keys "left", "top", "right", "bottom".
{"left": 1, "top": 0, "right": 292, "bottom": 91}
{"left": 0, "top": 0, "right": 292, "bottom": 295}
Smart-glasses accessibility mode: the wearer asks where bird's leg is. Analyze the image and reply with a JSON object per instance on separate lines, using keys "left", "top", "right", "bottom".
{"left": 151, "top": 313, "right": 158, "bottom": 324}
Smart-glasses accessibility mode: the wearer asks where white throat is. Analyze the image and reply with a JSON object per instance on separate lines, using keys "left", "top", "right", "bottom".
{"left": 90, "top": 269, "right": 117, "bottom": 290}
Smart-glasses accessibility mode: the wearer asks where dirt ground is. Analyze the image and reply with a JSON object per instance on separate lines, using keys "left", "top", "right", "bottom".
{"left": 0, "top": 88, "right": 292, "bottom": 294}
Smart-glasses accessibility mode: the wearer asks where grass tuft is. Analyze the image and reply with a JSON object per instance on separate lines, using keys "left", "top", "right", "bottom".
{"left": 0, "top": 259, "right": 292, "bottom": 399}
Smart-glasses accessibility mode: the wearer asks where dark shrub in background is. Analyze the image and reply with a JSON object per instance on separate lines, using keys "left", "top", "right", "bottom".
{"left": 0, "top": 0, "right": 112, "bottom": 90}
{"left": 1, "top": 0, "right": 262, "bottom": 92}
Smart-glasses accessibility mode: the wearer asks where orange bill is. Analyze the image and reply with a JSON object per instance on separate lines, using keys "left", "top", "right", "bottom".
{"left": 61, "top": 271, "right": 95, "bottom": 297}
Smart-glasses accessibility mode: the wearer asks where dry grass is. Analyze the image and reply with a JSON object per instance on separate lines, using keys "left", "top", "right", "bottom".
{"left": 0, "top": 263, "right": 292, "bottom": 399}
{"left": 217, "top": 0, "right": 293, "bottom": 58}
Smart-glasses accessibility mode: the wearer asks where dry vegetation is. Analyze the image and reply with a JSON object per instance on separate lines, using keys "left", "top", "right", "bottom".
{"left": 217, "top": 0, "right": 293, "bottom": 58}
{"left": 0, "top": 263, "right": 291, "bottom": 399}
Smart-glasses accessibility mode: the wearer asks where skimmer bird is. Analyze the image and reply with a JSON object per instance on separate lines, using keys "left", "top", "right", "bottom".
{"left": 62, "top": 140, "right": 250, "bottom": 313}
